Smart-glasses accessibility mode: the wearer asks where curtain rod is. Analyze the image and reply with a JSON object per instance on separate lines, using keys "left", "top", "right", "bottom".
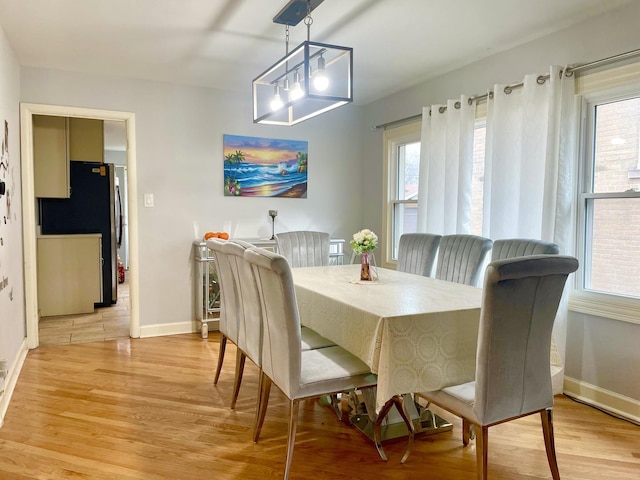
{"left": 372, "top": 47, "right": 640, "bottom": 131}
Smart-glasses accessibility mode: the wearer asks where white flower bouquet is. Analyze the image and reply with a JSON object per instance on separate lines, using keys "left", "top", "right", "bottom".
{"left": 350, "top": 229, "right": 378, "bottom": 254}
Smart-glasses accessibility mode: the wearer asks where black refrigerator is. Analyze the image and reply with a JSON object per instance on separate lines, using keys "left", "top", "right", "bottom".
{"left": 40, "top": 162, "right": 118, "bottom": 307}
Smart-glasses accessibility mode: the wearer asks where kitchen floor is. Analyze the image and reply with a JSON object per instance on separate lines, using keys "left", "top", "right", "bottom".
{"left": 38, "top": 277, "right": 130, "bottom": 346}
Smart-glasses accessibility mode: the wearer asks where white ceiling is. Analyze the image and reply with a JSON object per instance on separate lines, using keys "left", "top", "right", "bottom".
{"left": 0, "top": 0, "right": 631, "bottom": 106}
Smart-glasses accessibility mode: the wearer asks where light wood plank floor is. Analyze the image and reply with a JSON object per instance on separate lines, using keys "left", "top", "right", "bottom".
{"left": 38, "top": 279, "right": 130, "bottom": 346}
{"left": 1, "top": 333, "right": 638, "bottom": 479}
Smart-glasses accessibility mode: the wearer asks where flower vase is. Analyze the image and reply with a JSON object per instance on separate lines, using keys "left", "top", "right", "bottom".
{"left": 360, "top": 251, "right": 371, "bottom": 281}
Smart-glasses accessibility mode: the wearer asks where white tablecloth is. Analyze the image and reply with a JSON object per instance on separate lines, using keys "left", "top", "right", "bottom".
{"left": 292, "top": 265, "right": 483, "bottom": 413}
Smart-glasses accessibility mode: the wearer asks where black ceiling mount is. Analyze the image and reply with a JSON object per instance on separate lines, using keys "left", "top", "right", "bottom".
{"left": 273, "top": 0, "right": 324, "bottom": 26}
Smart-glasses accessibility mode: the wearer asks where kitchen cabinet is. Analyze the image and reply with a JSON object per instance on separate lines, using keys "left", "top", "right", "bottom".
{"left": 37, "top": 234, "right": 103, "bottom": 317}
{"left": 33, "top": 115, "right": 70, "bottom": 198}
{"left": 33, "top": 116, "right": 105, "bottom": 198}
{"left": 69, "top": 117, "right": 104, "bottom": 162}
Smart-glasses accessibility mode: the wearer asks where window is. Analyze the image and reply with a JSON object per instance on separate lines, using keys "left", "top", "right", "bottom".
{"left": 383, "top": 123, "right": 420, "bottom": 265}
{"left": 383, "top": 119, "right": 486, "bottom": 266}
{"left": 579, "top": 94, "right": 640, "bottom": 299}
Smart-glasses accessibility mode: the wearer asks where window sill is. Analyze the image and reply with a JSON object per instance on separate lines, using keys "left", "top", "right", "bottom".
{"left": 568, "top": 290, "right": 640, "bottom": 325}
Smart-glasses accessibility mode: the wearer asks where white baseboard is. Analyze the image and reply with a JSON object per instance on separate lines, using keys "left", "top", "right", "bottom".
{"left": 139, "top": 321, "right": 197, "bottom": 338}
{"left": 563, "top": 376, "right": 640, "bottom": 424}
{"left": 139, "top": 319, "right": 220, "bottom": 338}
{"left": 0, "top": 339, "right": 29, "bottom": 428}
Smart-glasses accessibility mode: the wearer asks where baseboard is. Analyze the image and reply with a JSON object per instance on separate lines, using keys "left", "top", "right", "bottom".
{"left": 0, "top": 339, "right": 29, "bottom": 428}
{"left": 139, "top": 321, "right": 197, "bottom": 338}
{"left": 563, "top": 376, "right": 640, "bottom": 424}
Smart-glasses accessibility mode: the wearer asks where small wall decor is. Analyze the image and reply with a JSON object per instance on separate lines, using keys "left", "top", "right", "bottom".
{"left": 223, "top": 134, "right": 308, "bottom": 198}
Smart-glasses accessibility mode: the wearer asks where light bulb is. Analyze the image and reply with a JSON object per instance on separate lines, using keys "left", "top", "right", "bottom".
{"left": 270, "top": 86, "right": 284, "bottom": 111}
{"left": 313, "top": 72, "right": 329, "bottom": 91}
{"left": 289, "top": 71, "right": 304, "bottom": 101}
{"left": 312, "top": 56, "right": 329, "bottom": 91}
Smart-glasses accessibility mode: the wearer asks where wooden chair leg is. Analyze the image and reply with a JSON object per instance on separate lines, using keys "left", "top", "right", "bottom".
{"left": 230, "top": 350, "right": 246, "bottom": 409}
{"left": 462, "top": 418, "right": 471, "bottom": 446}
{"left": 476, "top": 425, "right": 488, "bottom": 480}
{"left": 283, "top": 399, "right": 300, "bottom": 480}
{"left": 253, "top": 373, "right": 271, "bottom": 443}
{"left": 541, "top": 408, "right": 561, "bottom": 480}
{"left": 213, "top": 335, "right": 227, "bottom": 384}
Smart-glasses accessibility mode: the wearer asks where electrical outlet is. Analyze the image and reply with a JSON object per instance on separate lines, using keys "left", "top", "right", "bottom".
{"left": 144, "top": 193, "right": 154, "bottom": 207}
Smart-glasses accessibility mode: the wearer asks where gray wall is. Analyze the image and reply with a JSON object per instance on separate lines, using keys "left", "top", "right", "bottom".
{"left": 0, "top": 24, "right": 23, "bottom": 420}
{"left": 20, "top": 68, "right": 365, "bottom": 332}
{"left": 361, "top": 1, "right": 640, "bottom": 402}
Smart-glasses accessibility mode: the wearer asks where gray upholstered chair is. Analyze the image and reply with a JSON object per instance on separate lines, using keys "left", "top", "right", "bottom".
{"left": 224, "top": 240, "right": 263, "bottom": 409}
{"left": 224, "top": 240, "right": 335, "bottom": 410}
{"left": 491, "top": 238, "right": 560, "bottom": 262}
{"left": 275, "top": 230, "right": 330, "bottom": 267}
{"left": 207, "top": 238, "right": 240, "bottom": 387}
{"left": 245, "top": 247, "right": 377, "bottom": 480}
{"left": 416, "top": 254, "right": 578, "bottom": 480}
{"left": 435, "top": 234, "right": 493, "bottom": 287}
{"left": 396, "top": 233, "right": 441, "bottom": 276}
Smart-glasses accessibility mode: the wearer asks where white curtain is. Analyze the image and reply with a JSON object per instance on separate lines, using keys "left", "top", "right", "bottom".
{"left": 417, "top": 96, "right": 475, "bottom": 235}
{"left": 483, "top": 65, "right": 578, "bottom": 393}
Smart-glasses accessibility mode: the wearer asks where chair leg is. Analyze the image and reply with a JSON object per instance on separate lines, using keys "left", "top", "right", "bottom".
{"left": 475, "top": 425, "right": 488, "bottom": 480}
{"left": 213, "top": 335, "right": 227, "bottom": 384}
{"left": 230, "top": 350, "right": 246, "bottom": 409}
{"left": 283, "top": 399, "right": 300, "bottom": 480}
{"left": 540, "top": 408, "right": 561, "bottom": 480}
{"left": 462, "top": 418, "right": 471, "bottom": 446}
{"left": 253, "top": 373, "right": 271, "bottom": 443}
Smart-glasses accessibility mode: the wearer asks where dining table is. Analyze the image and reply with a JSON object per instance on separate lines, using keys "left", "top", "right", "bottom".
{"left": 291, "top": 263, "right": 484, "bottom": 460}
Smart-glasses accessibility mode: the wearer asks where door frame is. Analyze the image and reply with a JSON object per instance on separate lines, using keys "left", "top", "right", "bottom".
{"left": 20, "top": 103, "right": 140, "bottom": 348}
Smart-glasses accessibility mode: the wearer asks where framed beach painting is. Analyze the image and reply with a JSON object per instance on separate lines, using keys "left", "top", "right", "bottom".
{"left": 223, "top": 134, "right": 308, "bottom": 198}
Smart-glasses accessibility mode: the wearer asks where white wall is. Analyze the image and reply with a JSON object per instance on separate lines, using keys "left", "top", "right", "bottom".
{"left": 0, "top": 25, "right": 24, "bottom": 424}
{"left": 361, "top": 1, "right": 640, "bottom": 406}
{"left": 20, "top": 68, "right": 365, "bottom": 333}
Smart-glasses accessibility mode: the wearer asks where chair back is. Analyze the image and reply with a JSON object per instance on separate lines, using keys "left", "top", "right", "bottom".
{"left": 491, "top": 238, "right": 560, "bottom": 262}
{"left": 397, "top": 233, "right": 441, "bottom": 276}
{"left": 275, "top": 231, "right": 330, "bottom": 267}
{"left": 207, "top": 238, "right": 239, "bottom": 342}
{"left": 435, "top": 234, "right": 493, "bottom": 286}
{"left": 474, "top": 255, "right": 578, "bottom": 425}
{"left": 224, "top": 240, "right": 262, "bottom": 366}
{"left": 244, "top": 247, "right": 302, "bottom": 399}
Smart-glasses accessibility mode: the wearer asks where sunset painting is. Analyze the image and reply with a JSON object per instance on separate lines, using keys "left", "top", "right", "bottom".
{"left": 223, "top": 134, "right": 308, "bottom": 198}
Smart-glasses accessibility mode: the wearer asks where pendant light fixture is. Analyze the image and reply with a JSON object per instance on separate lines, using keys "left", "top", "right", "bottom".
{"left": 252, "top": 0, "right": 353, "bottom": 126}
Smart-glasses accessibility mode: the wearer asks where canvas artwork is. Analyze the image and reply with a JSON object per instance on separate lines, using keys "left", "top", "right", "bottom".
{"left": 223, "top": 134, "right": 308, "bottom": 198}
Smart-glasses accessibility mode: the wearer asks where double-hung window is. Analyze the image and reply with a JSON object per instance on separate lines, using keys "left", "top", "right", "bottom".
{"left": 382, "top": 123, "right": 420, "bottom": 265}
{"left": 575, "top": 90, "right": 640, "bottom": 315}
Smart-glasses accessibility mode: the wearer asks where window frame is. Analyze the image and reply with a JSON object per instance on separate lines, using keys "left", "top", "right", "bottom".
{"left": 569, "top": 85, "right": 640, "bottom": 325}
{"left": 382, "top": 121, "right": 421, "bottom": 268}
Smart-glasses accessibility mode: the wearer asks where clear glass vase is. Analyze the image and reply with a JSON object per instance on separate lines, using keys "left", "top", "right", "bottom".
{"left": 360, "top": 251, "right": 372, "bottom": 281}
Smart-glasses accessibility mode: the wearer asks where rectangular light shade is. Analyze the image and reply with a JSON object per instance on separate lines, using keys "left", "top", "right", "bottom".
{"left": 253, "top": 40, "right": 353, "bottom": 126}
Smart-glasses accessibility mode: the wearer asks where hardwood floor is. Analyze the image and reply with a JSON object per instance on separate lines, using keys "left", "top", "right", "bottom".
{"left": 38, "top": 279, "right": 130, "bottom": 346}
{"left": 0, "top": 333, "right": 638, "bottom": 480}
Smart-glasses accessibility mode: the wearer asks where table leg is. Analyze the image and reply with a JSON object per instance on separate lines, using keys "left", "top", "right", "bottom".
{"left": 373, "top": 395, "right": 414, "bottom": 462}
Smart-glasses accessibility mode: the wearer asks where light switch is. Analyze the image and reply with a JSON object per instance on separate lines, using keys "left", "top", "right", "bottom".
{"left": 144, "top": 193, "right": 154, "bottom": 207}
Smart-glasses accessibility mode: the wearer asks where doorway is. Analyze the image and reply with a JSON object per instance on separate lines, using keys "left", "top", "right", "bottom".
{"left": 20, "top": 103, "right": 140, "bottom": 348}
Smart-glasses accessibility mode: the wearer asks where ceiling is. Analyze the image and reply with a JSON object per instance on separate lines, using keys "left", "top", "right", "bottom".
{"left": 0, "top": 0, "right": 631, "bottom": 106}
